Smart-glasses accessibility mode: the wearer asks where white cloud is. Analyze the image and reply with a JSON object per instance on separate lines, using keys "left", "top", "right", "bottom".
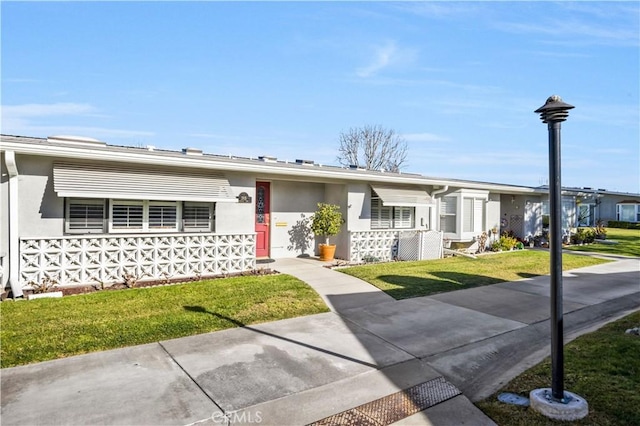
{"left": 356, "top": 41, "right": 416, "bottom": 78}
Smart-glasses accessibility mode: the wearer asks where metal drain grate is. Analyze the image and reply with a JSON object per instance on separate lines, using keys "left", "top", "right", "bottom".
{"left": 308, "top": 376, "right": 462, "bottom": 426}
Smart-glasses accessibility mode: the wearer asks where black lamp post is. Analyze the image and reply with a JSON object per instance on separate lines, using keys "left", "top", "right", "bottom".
{"left": 535, "top": 95, "right": 574, "bottom": 402}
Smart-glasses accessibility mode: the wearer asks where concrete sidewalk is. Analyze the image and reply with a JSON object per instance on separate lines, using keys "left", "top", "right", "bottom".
{"left": 1, "top": 256, "right": 638, "bottom": 425}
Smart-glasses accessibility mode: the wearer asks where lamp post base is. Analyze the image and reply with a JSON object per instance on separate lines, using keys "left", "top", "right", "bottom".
{"left": 530, "top": 388, "right": 588, "bottom": 421}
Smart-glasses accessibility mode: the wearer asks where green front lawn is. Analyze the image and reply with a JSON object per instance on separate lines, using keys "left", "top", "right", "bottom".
{"left": 566, "top": 228, "right": 640, "bottom": 257}
{"left": 0, "top": 274, "right": 329, "bottom": 368}
{"left": 340, "top": 251, "right": 609, "bottom": 299}
{"left": 476, "top": 311, "right": 640, "bottom": 425}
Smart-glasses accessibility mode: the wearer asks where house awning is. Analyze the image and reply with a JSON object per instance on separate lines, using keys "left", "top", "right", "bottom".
{"left": 370, "top": 185, "right": 434, "bottom": 207}
{"left": 53, "top": 162, "right": 236, "bottom": 202}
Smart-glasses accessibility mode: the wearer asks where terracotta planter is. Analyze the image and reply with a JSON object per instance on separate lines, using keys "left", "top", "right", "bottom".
{"left": 319, "top": 244, "right": 336, "bottom": 261}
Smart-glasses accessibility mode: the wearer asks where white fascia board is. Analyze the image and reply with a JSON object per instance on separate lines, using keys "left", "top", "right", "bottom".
{"left": 2, "top": 139, "right": 544, "bottom": 194}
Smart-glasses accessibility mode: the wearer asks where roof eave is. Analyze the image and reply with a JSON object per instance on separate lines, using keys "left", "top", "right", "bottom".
{"left": 1, "top": 136, "right": 544, "bottom": 194}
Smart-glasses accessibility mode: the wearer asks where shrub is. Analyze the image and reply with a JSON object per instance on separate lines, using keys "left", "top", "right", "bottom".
{"left": 310, "top": 203, "right": 343, "bottom": 245}
{"left": 594, "top": 220, "right": 607, "bottom": 239}
{"left": 572, "top": 227, "right": 595, "bottom": 244}
{"left": 492, "top": 234, "right": 518, "bottom": 251}
{"left": 607, "top": 220, "right": 640, "bottom": 230}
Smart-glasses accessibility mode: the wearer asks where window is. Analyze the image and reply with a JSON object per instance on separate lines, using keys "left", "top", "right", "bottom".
{"left": 112, "top": 200, "right": 144, "bottom": 230}
{"left": 110, "top": 200, "right": 179, "bottom": 232}
{"left": 183, "top": 202, "right": 213, "bottom": 231}
{"left": 371, "top": 192, "right": 414, "bottom": 229}
{"left": 617, "top": 204, "right": 640, "bottom": 222}
{"left": 149, "top": 202, "right": 177, "bottom": 229}
{"left": 463, "top": 198, "right": 484, "bottom": 233}
{"left": 65, "top": 198, "right": 216, "bottom": 234}
{"left": 393, "top": 206, "right": 414, "bottom": 228}
{"left": 577, "top": 204, "right": 595, "bottom": 227}
{"left": 66, "top": 199, "right": 106, "bottom": 233}
{"left": 440, "top": 196, "right": 457, "bottom": 233}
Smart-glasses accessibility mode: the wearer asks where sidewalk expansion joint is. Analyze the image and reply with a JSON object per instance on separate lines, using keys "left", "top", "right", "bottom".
{"left": 157, "top": 341, "right": 225, "bottom": 414}
{"left": 307, "top": 376, "right": 462, "bottom": 426}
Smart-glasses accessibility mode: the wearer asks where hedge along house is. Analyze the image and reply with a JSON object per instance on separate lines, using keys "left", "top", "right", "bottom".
{"left": 2, "top": 134, "right": 548, "bottom": 297}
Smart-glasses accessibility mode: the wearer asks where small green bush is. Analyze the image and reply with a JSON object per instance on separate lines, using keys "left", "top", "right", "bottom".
{"left": 492, "top": 235, "right": 518, "bottom": 251}
{"left": 574, "top": 227, "right": 596, "bottom": 244}
{"left": 310, "top": 203, "right": 343, "bottom": 245}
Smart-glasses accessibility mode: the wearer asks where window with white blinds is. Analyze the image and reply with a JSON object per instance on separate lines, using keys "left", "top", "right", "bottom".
{"left": 371, "top": 194, "right": 414, "bottom": 229}
{"left": 393, "top": 206, "right": 414, "bottom": 228}
{"left": 183, "top": 202, "right": 213, "bottom": 230}
{"left": 463, "top": 198, "right": 484, "bottom": 233}
{"left": 111, "top": 201, "right": 145, "bottom": 230}
{"left": 148, "top": 203, "right": 178, "bottom": 229}
{"left": 65, "top": 198, "right": 215, "bottom": 234}
{"left": 66, "top": 199, "right": 106, "bottom": 233}
{"left": 440, "top": 196, "right": 457, "bottom": 233}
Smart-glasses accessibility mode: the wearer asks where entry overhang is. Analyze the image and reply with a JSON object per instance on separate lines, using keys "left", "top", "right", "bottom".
{"left": 370, "top": 185, "right": 434, "bottom": 207}
{"left": 53, "top": 161, "right": 236, "bottom": 202}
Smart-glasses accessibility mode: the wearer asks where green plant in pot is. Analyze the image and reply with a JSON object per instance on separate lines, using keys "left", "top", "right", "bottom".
{"left": 310, "top": 203, "right": 343, "bottom": 261}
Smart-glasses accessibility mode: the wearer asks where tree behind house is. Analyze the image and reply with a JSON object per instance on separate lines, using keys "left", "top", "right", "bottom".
{"left": 336, "top": 124, "right": 408, "bottom": 173}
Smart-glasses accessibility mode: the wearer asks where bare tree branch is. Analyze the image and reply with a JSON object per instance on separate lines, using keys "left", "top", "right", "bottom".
{"left": 336, "top": 124, "right": 408, "bottom": 172}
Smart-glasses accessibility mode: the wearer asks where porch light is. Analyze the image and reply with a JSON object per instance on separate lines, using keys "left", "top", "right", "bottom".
{"left": 530, "top": 96, "right": 588, "bottom": 421}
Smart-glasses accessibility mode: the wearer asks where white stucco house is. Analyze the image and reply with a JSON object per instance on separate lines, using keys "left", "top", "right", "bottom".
{"left": 1, "top": 134, "right": 638, "bottom": 297}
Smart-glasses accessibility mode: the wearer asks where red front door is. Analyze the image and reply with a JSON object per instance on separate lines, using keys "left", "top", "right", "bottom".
{"left": 255, "top": 182, "right": 270, "bottom": 258}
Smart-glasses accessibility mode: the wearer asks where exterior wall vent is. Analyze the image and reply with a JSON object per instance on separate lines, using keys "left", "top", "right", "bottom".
{"left": 296, "top": 159, "right": 314, "bottom": 166}
{"left": 47, "top": 135, "right": 106, "bottom": 147}
{"left": 182, "top": 147, "right": 203, "bottom": 156}
{"left": 259, "top": 155, "right": 277, "bottom": 162}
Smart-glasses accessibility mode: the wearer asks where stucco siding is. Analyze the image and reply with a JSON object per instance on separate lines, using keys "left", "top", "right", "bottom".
{"left": 269, "top": 180, "right": 324, "bottom": 258}
{"left": 486, "top": 193, "right": 501, "bottom": 234}
{"left": 524, "top": 196, "right": 543, "bottom": 237}
{"left": 324, "top": 183, "right": 348, "bottom": 259}
{"left": 17, "top": 155, "right": 64, "bottom": 238}
{"left": 216, "top": 173, "right": 254, "bottom": 234}
{"left": 598, "top": 195, "right": 640, "bottom": 223}
{"left": 500, "top": 194, "right": 526, "bottom": 237}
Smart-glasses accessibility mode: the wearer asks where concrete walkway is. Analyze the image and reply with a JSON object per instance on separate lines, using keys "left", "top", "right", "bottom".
{"left": 270, "top": 257, "right": 394, "bottom": 312}
{"left": 2, "top": 256, "right": 639, "bottom": 425}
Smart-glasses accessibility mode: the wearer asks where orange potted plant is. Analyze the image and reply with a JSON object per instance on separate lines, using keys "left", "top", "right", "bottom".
{"left": 310, "top": 203, "right": 343, "bottom": 261}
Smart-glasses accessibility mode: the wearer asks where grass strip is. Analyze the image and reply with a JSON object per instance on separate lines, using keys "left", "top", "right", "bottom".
{"left": 340, "top": 251, "right": 609, "bottom": 299}
{"left": 566, "top": 228, "right": 640, "bottom": 258}
{"left": 476, "top": 311, "right": 640, "bottom": 425}
{"left": 0, "top": 274, "right": 329, "bottom": 368}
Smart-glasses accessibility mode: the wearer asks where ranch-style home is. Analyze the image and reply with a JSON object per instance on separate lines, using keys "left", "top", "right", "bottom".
{"left": 1, "top": 134, "right": 638, "bottom": 297}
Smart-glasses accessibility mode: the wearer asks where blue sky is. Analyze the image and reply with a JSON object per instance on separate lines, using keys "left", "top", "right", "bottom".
{"left": 2, "top": 1, "right": 639, "bottom": 193}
